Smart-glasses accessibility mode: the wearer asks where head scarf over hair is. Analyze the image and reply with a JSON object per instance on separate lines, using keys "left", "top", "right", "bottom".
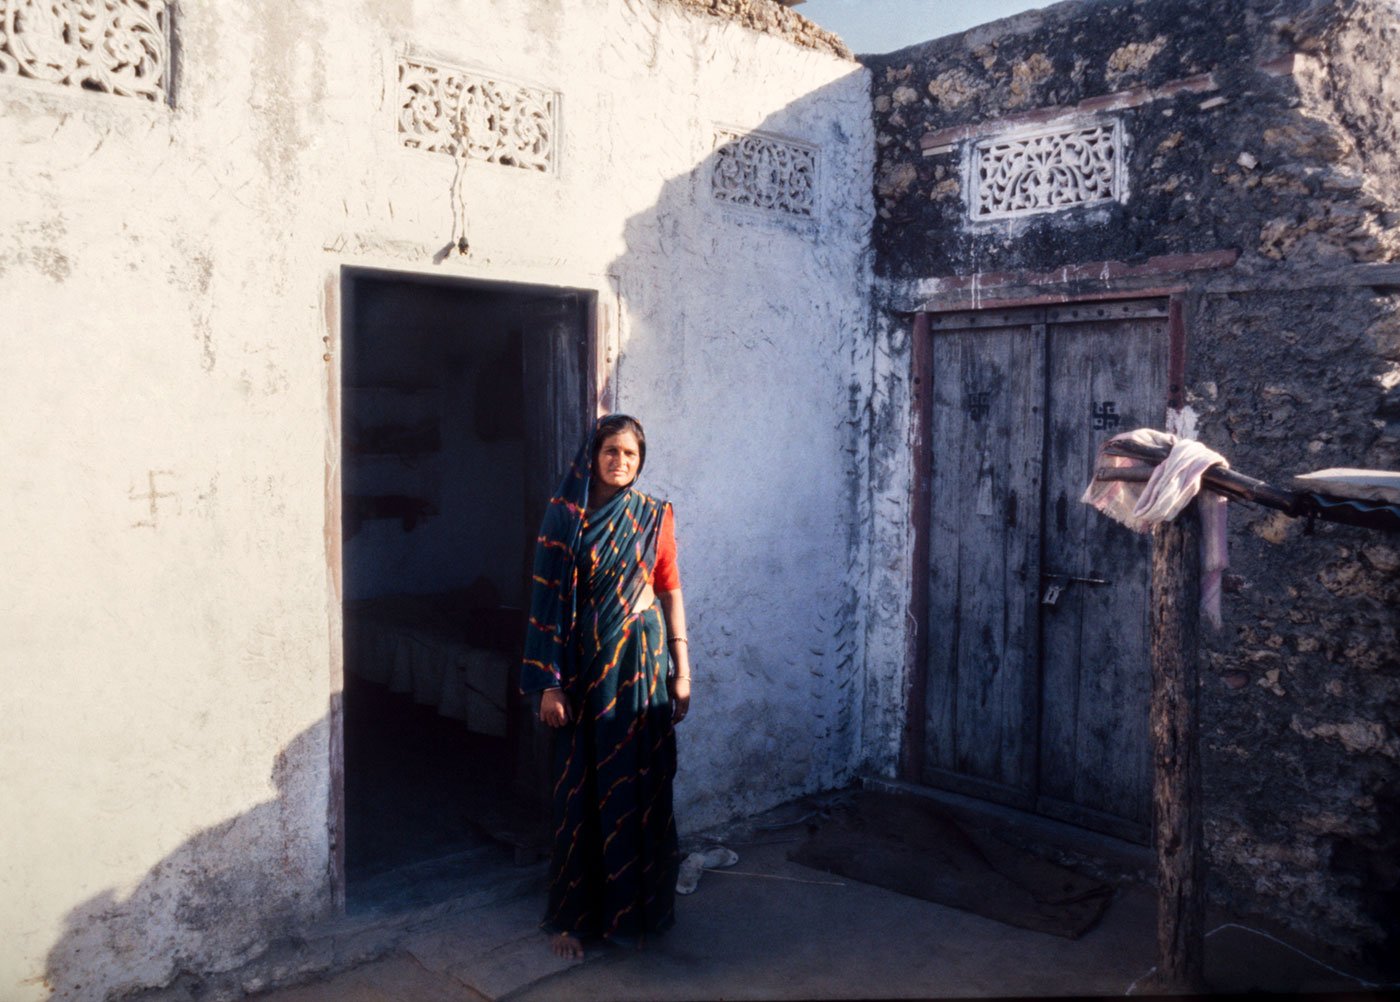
{"left": 520, "top": 414, "right": 664, "bottom": 694}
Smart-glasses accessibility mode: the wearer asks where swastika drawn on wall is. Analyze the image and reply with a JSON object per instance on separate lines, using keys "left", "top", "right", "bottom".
{"left": 0, "top": 0, "right": 169, "bottom": 103}
{"left": 129, "top": 469, "right": 178, "bottom": 529}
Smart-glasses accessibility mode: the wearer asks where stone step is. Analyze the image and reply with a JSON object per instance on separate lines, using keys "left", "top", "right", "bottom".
{"left": 347, "top": 841, "right": 528, "bottom": 917}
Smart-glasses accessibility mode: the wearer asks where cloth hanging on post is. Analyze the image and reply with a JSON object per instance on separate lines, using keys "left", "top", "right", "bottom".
{"left": 1082, "top": 428, "right": 1230, "bottom": 628}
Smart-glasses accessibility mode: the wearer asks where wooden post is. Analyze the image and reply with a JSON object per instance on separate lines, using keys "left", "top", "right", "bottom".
{"left": 902, "top": 311, "right": 932, "bottom": 782}
{"left": 1150, "top": 501, "right": 1205, "bottom": 991}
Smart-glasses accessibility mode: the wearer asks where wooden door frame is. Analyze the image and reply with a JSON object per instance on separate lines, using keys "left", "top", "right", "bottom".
{"left": 323, "top": 265, "right": 609, "bottom": 913}
{"left": 900, "top": 288, "right": 1189, "bottom": 788}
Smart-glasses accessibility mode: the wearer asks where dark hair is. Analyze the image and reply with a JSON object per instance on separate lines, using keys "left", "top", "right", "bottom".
{"left": 592, "top": 413, "right": 647, "bottom": 481}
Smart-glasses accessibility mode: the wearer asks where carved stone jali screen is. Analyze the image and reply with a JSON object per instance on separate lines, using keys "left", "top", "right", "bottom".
{"left": 710, "top": 127, "right": 819, "bottom": 220}
{"left": 0, "top": 0, "right": 169, "bottom": 103}
{"left": 397, "top": 57, "right": 557, "bottom": 173}
{"left": 971, "top": 120, "right": 1124, "bottom": 220}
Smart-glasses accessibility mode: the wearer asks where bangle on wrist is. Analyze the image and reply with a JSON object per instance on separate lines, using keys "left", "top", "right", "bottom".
{"left": 669, "top": 636, "right": 688, "bottom": 645}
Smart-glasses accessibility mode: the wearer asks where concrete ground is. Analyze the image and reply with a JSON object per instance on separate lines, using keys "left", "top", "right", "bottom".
{"left": 251, "top": 792, "right": 1391, "bottom": 1001}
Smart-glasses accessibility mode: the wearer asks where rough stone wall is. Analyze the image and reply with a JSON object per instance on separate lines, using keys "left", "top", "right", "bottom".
{"left": 1191, "top": 287, "right": 1400, "bottom": 965}
{"left": 0, "top": 0, "right": 871, "bottom": 997}
{"left": 863, "top": 0, "right": 1400, "bottom": 966}
{"left": 1303, "top": 0, "right": 1400, "bottom": 207}
{"left": 662, "top": 0, "right": 852, "bottom": 59}
{"left": 867, "top": 0, "right": 1398, "bottom": 278}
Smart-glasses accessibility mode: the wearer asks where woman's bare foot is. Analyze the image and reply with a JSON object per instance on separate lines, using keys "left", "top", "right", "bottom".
{"left": 550, "top": 932, "right": 584, "bottom": 959}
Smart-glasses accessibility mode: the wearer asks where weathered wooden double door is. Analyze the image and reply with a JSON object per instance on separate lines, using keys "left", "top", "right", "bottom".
{"left": 917, "top": 299, "right": 1169, "bottom": 843}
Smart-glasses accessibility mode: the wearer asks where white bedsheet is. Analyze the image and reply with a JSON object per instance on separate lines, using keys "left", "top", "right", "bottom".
{"left": 345, "top": 594, "right": 512, "bottom": 738}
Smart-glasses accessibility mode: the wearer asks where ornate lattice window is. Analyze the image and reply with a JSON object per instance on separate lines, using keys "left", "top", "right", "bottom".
{"left": 397, "top": 57, "right": 557, "bottom": 173}
{"left": 971, "top": 120, "right": 1124, "bottom": 220}
{"left": 710, "top": 127, "right": 818, "bottom": 220}
{"left": 0, "top": 0, "right": 170, "bottom": 103}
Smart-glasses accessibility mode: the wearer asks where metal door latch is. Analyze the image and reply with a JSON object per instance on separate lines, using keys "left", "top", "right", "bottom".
{"left": 1040, "top": 572, "right": 1108, "bottom": 606}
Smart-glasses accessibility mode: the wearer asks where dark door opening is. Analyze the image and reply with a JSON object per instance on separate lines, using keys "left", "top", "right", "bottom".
{"left": 913, "top": 298, "right": 1170, "bottom": 845}
{"left": 339, "top": 269, "right": 591, "bottom": 912}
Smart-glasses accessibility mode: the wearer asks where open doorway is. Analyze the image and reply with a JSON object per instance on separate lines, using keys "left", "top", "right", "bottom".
{"left": 339, "top": 268, "right": 592, "bottom": 912}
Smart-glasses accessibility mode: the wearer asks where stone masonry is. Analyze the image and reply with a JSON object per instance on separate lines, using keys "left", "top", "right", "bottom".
{"left": 865, "top": 0, "right": 1400, "bottom": 968}
{"left": 664, "top": 0, "right": 851, "bottom": 58}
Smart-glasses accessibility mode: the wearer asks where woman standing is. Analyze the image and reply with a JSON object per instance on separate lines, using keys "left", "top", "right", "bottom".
{"left": 520, "top": 414, "right": 692, "bottom": 959}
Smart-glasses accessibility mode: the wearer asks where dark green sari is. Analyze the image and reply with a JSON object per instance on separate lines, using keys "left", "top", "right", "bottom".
{"left": 521, "top": 425, "right": 678, "bottom": 943}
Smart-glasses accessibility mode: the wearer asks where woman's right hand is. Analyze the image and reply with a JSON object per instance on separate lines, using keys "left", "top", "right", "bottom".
{"left": 539, "top": 688, "right": 571, "bottom": 727}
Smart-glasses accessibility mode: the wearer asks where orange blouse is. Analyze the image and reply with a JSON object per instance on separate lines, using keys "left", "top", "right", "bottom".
{"left": 653, "top": 505, "right": 681, "bottom": 592}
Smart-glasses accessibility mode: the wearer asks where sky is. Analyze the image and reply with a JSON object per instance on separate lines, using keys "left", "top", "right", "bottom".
{"left": 795, "top": 0, "right": 1050, "bottom": 54}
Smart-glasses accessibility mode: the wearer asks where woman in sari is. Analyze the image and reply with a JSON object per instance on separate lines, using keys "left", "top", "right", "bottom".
{"left": 520, "top": 413, "right": 692, "bottom": 959}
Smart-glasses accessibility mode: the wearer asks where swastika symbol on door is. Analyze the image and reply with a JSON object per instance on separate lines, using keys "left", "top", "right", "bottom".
{"left": 1092, "top": 401, "right": 1120, "bottom": 430}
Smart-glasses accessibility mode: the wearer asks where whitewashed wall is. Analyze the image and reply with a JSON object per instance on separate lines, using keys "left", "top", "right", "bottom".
{"left": 0, "top": 0, "right": 872, "bottom": 997}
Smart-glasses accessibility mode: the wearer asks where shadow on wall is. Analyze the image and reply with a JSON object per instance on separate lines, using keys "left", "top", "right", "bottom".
{"left": 40, "top": 61, "right": 875, "bottom": 1002}
{"left": 600, "top": 70, "right": 873, "bottom": 828}
{"left": 43, "top": 718, "right": 333, "bottom": 1001}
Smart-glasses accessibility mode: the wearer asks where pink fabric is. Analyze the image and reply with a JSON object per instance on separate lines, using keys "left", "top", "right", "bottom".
{"left": 1198, "top": 495, "right": 1228, "bottom": 628}
{"left": 1082, "top": 428, "right": 1230, "bottom": 628}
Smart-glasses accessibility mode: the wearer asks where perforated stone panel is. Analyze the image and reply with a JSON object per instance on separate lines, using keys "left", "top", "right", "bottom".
{"left": 710, "top": 127, "right": 819, "bottom": 219}
{"left": 971, "top": 120, "right": 1124, "bottom": 219}
{"left": 396, "top": 57, "right": 557, "bottom": 172}
{"left": 0, "top": 0, "right": 169, "bottom": 103}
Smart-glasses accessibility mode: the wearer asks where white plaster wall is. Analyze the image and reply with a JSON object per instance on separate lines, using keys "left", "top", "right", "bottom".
{"left": 602, "top": 4, "right": 875, "bottom": 826}
{"left": 0, "top": 0, "right": 872, "bottom": 996}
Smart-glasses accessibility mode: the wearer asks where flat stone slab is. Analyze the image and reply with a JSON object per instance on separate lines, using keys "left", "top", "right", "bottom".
{"left": 510, "top": 840, "right": 1158, "bottom": 1001}
{"left": 403, "top": 893, "right": 588, "bottom": 1000}
{"left": 251, "top": 954, "right": 480, "bottom": 1002}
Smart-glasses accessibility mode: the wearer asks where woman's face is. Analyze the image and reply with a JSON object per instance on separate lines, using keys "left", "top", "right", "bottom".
{"left": 593, "top": 430, "right": 641, "bottom": 490}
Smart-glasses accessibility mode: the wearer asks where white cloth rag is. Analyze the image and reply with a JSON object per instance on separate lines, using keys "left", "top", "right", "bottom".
{"left": 675, "top": 845, "right": 739, "bottom": 895}
{"left": 1081, "top": 428, "right": 1230, "bottom": 628}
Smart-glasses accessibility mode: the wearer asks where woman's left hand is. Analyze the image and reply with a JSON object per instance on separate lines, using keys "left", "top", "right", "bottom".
{"left": 670, "top": 675, "right": 691, "bottom": 724}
